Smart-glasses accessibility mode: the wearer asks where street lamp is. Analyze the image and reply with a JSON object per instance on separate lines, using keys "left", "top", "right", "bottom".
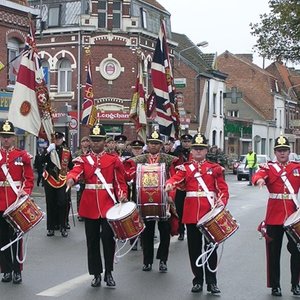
{"left": 178, "top": 41, "right": 208, "bottom": 65}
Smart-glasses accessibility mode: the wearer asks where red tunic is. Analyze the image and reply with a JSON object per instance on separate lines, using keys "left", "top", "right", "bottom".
{"left": 0, "top": 147, "right": 34, "bottom": 212}
{"left": 67, "top": 151, "right": 128, "bottom": 219}
{"left": 252, "top": 161, "right": 300, "bottom": 225}
{"left": 165, "top": 160, "right": 229, "bottom": 224}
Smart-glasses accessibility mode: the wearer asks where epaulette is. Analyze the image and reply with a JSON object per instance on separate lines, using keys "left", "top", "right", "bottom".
{"left": 175, "top": 164, "right": 186, "bottom": 171}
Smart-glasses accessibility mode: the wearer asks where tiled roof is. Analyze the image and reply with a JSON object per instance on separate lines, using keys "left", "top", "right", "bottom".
{"left": 142, "top": 0, "right": 168, "bottom": 12}
{"left": 171, "top": 32, "right": 211, "bottom": 72}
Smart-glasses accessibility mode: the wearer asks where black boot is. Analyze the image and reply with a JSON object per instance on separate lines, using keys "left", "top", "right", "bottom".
{"left": 91, "top": 275, "right": 101, "bottom": 287}
{"left": 291, "top": 284, "right": 300, "bottom": 296}
{"left": 12, "top": 272, "right": 22, "bottom": 284}
{"left": 1, "top": 273, "right": 12, "bottom": 283}
{"left": 207, "top": 283, "right": 221, "bottom": 294}
{"left": 104, "top": 271, "right": 115, "bottom": 287}
{"left": 271, "top": 287, "right": 282, "bottom": 297}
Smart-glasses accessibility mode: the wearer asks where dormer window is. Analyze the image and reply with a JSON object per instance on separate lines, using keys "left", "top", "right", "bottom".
{"left": 48, "top": 5, "right": 61, "bottom": 27}
{"left": 140, "top": 8, "right": 147, "bottom": 29}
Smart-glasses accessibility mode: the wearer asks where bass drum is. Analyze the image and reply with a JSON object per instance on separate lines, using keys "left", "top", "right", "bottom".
{"left": 284, "top": 209, "right": 300, "bottom": 244}
{"left": 136, "top": 163, "right": 167, "bottom": 220}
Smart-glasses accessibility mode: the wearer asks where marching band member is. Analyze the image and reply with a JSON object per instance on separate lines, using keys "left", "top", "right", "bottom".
{"left": 124, "top": 130, "right": 179, "bottom": 273}
{"left": 42, "top": 132, "right": 73, "bottom": 237}
{"left": 173, "top": 133, "right": 193, "bottom": 241}
{"left": 165, "top": 133, "right": 229, "bottom": 294}
{"left": 66, "top": 123, "right": 128, "bottom": 288}
{"left": 114, "top": 134, "right": 131, "bottom": 160}
{"left": 74, "top": 136, "right": 91, "bottom": 221}
{"left": 0, "top": 120, "right": 34, "bottom": 284}
{"left": 253, "top": 135, "right": 300, "bottom": 297}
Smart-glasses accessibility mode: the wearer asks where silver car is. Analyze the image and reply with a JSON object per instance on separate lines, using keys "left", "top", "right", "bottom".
{"left": 237, "top": 155, "right": 270, "bottom": 181}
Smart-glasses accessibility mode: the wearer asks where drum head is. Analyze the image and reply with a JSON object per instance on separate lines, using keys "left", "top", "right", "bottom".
{"left": 3, "top": 195, "right": 28, "bottom": 216}
{"left": 284, "top": 209, "right": 300, "bottom": 227}
{"left": 197, "top": 206, "right": 223, "bottom": 226}
{"left": 106, "top": 202, "right": 136, "bottom": 220}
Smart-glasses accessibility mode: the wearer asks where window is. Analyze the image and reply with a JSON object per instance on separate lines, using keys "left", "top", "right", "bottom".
{"left": 7, "top": 39, "right": 21, "bottom": 86}
{"left": 98, "top": 0, "right": 107, "bottom": 29}
{"left": 48, "top": 5, "right": 61, "bottom": 27}
{"left": 219, "top": 91, "right": 223, "bottom": 116}
{"left": 58, "top": 59, "right": 72, "bottom": 93}
{"left": 227, "top": 110, "right": 239, "bottom": 117}
{"left": 213, "top": 93, "right": 217, "bottom": 114}
{"left": 112, "top": 1, "right": 122, "bottom": 29}
{"left": 41, "top": 60, "right": 50, "bottom": 89}
{"left": 140, "top": 8, "right": 147, "bottom": 29}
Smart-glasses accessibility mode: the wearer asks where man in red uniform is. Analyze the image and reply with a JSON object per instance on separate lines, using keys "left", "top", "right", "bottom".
{"left": 124, "top": 130, "right": 179, "bottom": 273}
{"left": 253, "top": 135, "right": 300, "bottom": 297}
{"left": 0, "top": 120, "right": 34, "bottom": 284}
{"left": 66, "top": 123, "right": 128, "bottom": 288}
{"left": 165, "top": 133, "right": 229, "bottom": 294}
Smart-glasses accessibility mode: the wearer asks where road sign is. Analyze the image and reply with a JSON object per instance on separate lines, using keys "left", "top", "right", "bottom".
{"left": 69, "top": 117, "right": 78, "bottom": 129}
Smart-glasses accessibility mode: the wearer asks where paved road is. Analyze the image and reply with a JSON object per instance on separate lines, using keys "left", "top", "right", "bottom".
{"left": 1, "top": 174, "right": 298, "bottom": 299}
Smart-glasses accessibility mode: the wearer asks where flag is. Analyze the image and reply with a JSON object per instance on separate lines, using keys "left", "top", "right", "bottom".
{"left": 8, "top": 21, "right": 60, "bottom": 168}
{"left": 81, "top": 59, "right": 97, "bottom": 127}
{"left": 8, "top": 22, "right": 42, "bottom": 136}
{"left": 129, "top": 63, "right": 147, "bottom": 141}
{"left": 151, "top": 20, "right": 180, "bottom": 137}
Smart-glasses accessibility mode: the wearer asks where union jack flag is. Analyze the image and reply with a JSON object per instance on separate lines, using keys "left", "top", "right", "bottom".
{"left": 150, "top": 20, "right": 180, "bottom": 138}
{"left": 81, "top": 59, "right": 97, "bottom": 126}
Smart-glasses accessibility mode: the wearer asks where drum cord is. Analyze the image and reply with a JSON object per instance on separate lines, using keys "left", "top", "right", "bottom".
{"left": 114, "top": 236, "right": 139, "bottom": 260}
{"left": 16, "top": 233, "right": 29, "bottom": 264}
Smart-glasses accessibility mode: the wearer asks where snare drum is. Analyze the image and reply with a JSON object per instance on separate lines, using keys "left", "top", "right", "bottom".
{"left": 197, "top": 206, "right": 239, "bottom": 245}
{"left": 106, "top": 202, "right": 145, "bottom": 241}
{"left": 136, "top": 163, "right": 167, "bottom": 219}
{"left": 284, "top": 210, "right": 300, "bottom": 244}
{"left": 3, "top": 195, "right": 44, "bottom": 234}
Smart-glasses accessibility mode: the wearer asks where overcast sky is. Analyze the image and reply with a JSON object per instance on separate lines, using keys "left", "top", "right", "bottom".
{"left": 158, "top": 0, "right": 272, "bottom": 68}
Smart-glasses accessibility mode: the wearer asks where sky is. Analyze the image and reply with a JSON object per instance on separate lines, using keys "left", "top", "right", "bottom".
{"left": 158, "top": 0, "right": 272, "bottom": 68}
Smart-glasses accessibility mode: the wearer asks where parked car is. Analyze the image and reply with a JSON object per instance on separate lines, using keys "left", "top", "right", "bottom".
{"left": 237, "top": 155, "right": 270, "bottom": 181}
{"left": 232, "top": 155, "right": 246, "bottom": 174}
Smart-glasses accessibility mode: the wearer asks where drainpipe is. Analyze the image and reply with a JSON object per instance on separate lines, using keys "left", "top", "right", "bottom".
{"left": 77, "top": 30, "right": 82, "bottom": 147}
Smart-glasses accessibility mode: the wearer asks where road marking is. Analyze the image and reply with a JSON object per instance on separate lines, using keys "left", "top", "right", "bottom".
{"left": 37, "top": 273, "right": 90, "bottom": 297}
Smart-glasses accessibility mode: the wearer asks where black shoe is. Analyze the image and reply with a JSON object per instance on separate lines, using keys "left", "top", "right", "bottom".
{"left": 78, "top": 217, "right": 84, "bottom": 222}
{"left": 104, "top": 272, "right": 115, "bottom": 287}
{"left": 291, "top": 284, "right": 300, "bottom": 295}
{"left": 12, "top": 272, "right": 22, "bottom": 284}
{"left": 159, "top": 261, "right": 168, "bottom": 273}
{"left": 61, "top": 228, "right": 68, "bottom": 237}
{"left": 91, "top": 275, "right": 101, "bottom": 287}
{"left": 191, "top": 283, "right": 203, "bottom": 293}
{"left": 207, "top": 283, "right": 221, "bottom": 294}
{"left": 247, "top": 183, "right": 252, "bottom": 186}
{"left": 271, "top": 287, "right": 282, "bottom": 296}
{"left": 1, "top": 272, "right": 12, "bottom": 283}
{"left": 142, "top": 264, "right": 152, "bottom": 271}
{"left": 47, "top": 230, "right": 55, "bottom": 237}
{"left": 65, "top": 223, "right": 71, "bottom": 230}
{"left": 178, "top": 233, "right": 184, "bottom": 241}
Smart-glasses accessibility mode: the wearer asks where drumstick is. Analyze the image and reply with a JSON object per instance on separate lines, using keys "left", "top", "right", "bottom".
{"left": 66, "top": 185, "right": 70, "bottom": 193}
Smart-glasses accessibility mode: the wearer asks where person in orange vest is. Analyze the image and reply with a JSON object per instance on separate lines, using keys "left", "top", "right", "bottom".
{"left": 245, "top": 145, "right": 257, "bottom": 186}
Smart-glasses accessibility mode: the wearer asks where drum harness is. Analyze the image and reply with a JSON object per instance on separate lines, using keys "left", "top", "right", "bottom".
{"left": 188, "top": 164, "right": 225, "bottom": 272}
{"left": 86, "top": 155, "right": 138, "bottom": 259}
{"left": 0, "top": 153, "right": 30, "bottom": 264}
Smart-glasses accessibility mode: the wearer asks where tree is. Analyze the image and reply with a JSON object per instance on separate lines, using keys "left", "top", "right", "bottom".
{"left": 250, "top": 0, "right": 300, "bottom": 63}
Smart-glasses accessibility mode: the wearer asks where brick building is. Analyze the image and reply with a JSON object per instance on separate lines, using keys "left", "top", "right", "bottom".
{"left": 0, "top": 0, "right": 39, "bottom": 151}
{"left": 25, "top": 0, "right": 176, "bottom": 152}
{"left": 216, "top": 51, "right": 298, "bottom": 158}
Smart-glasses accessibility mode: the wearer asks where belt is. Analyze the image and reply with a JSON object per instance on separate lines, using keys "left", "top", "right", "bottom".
{"left": 186, "top": 191, "right": 215, "bottom": 198}
{"left": 0, "top": 180, "right": 22, "bottom": 187}
{"left": 269, "top": 193, "right": 297, "bottom": 200}
{"left": 85, "top": 183, "right": 113, "bottom": 190}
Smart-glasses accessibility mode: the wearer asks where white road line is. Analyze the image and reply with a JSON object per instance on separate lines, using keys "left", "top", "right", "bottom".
{"left": 37, "top": 273, "right": 90, "bottom": 297}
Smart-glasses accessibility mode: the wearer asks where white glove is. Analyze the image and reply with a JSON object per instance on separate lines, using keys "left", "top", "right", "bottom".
{"left": 75, "top": 184, "right": 80, "bottom": 192}
{"left": 47, "top": 143, "right": 56, "bottom": 153}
